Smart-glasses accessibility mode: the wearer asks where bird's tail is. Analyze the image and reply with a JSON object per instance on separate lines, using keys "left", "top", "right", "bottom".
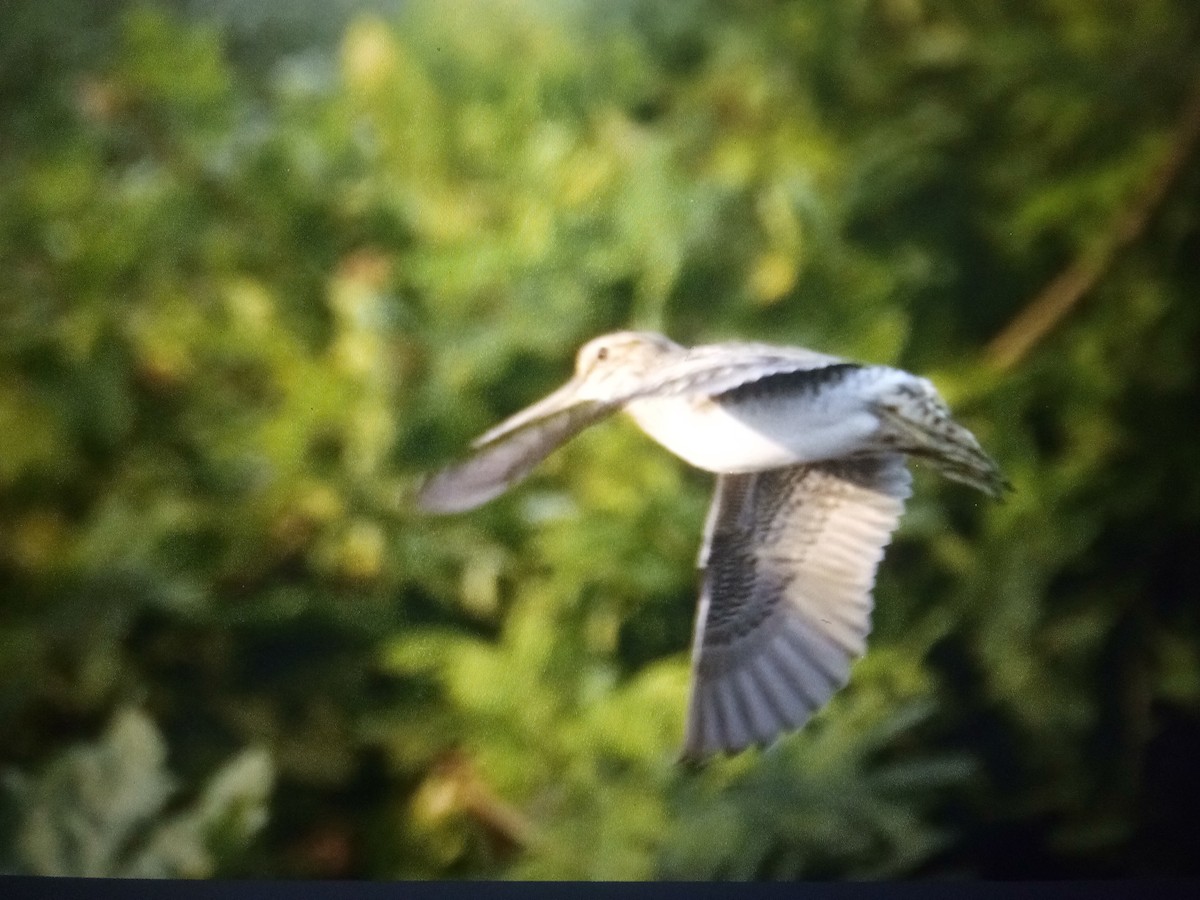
{"left": 873, "top": 383, "right": 1010, "bottom": 498}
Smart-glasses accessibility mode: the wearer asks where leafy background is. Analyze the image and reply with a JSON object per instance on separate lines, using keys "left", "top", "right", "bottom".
{"left": 2, "top": 0, "right": 1198, "bottom": 879}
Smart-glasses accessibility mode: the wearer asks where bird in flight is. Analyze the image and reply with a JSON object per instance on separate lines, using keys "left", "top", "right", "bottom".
{"left": 418, "top": 331, "right": 1007, "bottom": 761}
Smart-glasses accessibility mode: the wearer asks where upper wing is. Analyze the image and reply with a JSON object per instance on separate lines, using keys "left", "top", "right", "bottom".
{"left": 681, "top": 455, "right": 912, "bottom": 761}
{"left": 417, "top": 341, "right": 849, "bottom": 515}
{"left": 416, "top": 400, "right": 616, "bottom": 513}
{"left": 629, "top": 343, "right": 850, "bottom": 404}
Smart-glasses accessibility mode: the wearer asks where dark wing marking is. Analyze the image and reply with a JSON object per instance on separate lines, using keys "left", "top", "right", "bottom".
{"left": 681, "top": 455, "right": 912, "bottom": 760}
{"left": 712, "top": 363, "right": 863, "bottom": 405}
{"left": 581, "top": 345, "right": 851, "bottom": 410}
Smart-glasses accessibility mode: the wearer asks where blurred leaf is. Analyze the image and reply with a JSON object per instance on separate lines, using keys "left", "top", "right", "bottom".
{"left": 6, "top": 707, "right": 273, "bottom": 878}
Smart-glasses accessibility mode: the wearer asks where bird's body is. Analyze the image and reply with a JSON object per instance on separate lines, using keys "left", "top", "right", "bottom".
{"left": 418, "top": 331, "right": 1007, "bottom": 760}
{"left": 625, "top": 365, "right": 912, "bottom": 474}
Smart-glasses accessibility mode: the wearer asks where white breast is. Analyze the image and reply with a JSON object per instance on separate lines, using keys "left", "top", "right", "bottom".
{"left": 624, "top": 367, "right": 907, "bottom": 474}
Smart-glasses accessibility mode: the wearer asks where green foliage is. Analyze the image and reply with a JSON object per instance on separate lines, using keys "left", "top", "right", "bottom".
{"left": 1, "top": 0, "right": 1198, "bottom": 880}
{"left": 5, "top": 707, "right": 272, "bottom": 877}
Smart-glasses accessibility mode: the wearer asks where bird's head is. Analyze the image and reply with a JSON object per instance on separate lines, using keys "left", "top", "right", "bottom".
{"left": 572, "top": 331, "right": 682, "bottom": 399}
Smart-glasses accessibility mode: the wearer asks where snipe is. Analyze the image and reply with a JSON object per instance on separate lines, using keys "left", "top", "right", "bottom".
{"left": 419, "top": 331, "right": 1008, "bottom": 761}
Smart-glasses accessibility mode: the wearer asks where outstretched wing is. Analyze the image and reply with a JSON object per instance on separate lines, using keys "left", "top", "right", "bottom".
{"left": 416, "top": 341, "right": 851, "bottom": 515}
{"left": 681, "top": 455, "right": 912, "bottom": 761}
{"left": 416, "top": 400, "right": 616, "bottom": 514}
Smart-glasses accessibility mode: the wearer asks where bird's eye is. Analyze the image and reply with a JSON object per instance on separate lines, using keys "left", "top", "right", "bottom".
{"left": 596, "top": 347, "right": 609, "bottom": 362}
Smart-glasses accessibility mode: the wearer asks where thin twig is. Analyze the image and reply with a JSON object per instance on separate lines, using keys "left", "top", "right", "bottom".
{"left": 428, "top": 751, "right": 537, "bottom": 851}
{"left": 985, "top": 74, "right": 1200, "bottom": 371}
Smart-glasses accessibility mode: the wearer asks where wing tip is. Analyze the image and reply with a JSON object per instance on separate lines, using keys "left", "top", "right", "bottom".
{"left": 679, "top": 608, "right": 871, "bottom": 764}
{"left": 413, "top": 470, "right": 498, "bottom": 515}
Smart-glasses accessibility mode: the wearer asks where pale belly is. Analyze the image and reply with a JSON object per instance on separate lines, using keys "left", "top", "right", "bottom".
{"left": 624, "top": 393, "right": 883, "bottom": 474}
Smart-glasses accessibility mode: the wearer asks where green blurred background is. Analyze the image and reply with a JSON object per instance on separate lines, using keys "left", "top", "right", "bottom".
{"left": 2, "top": 0, "right": 1199, "bottom": 880}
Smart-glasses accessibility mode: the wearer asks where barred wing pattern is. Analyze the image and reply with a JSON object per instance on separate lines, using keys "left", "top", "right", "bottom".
{"left": 682, "top": 455, "right": 912, "bottom": 760}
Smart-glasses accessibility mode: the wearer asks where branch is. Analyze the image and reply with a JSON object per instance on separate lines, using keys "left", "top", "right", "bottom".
{"left": 985, "top": 74, "right": 1200, "bottom": 371}
{"left": 422, "top": 751, "right": 536, "bottom": 853}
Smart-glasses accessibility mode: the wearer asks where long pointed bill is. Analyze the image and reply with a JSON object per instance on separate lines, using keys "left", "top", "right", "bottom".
{"left": 417, "top": 378, "right": 615, "bottom": 514}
